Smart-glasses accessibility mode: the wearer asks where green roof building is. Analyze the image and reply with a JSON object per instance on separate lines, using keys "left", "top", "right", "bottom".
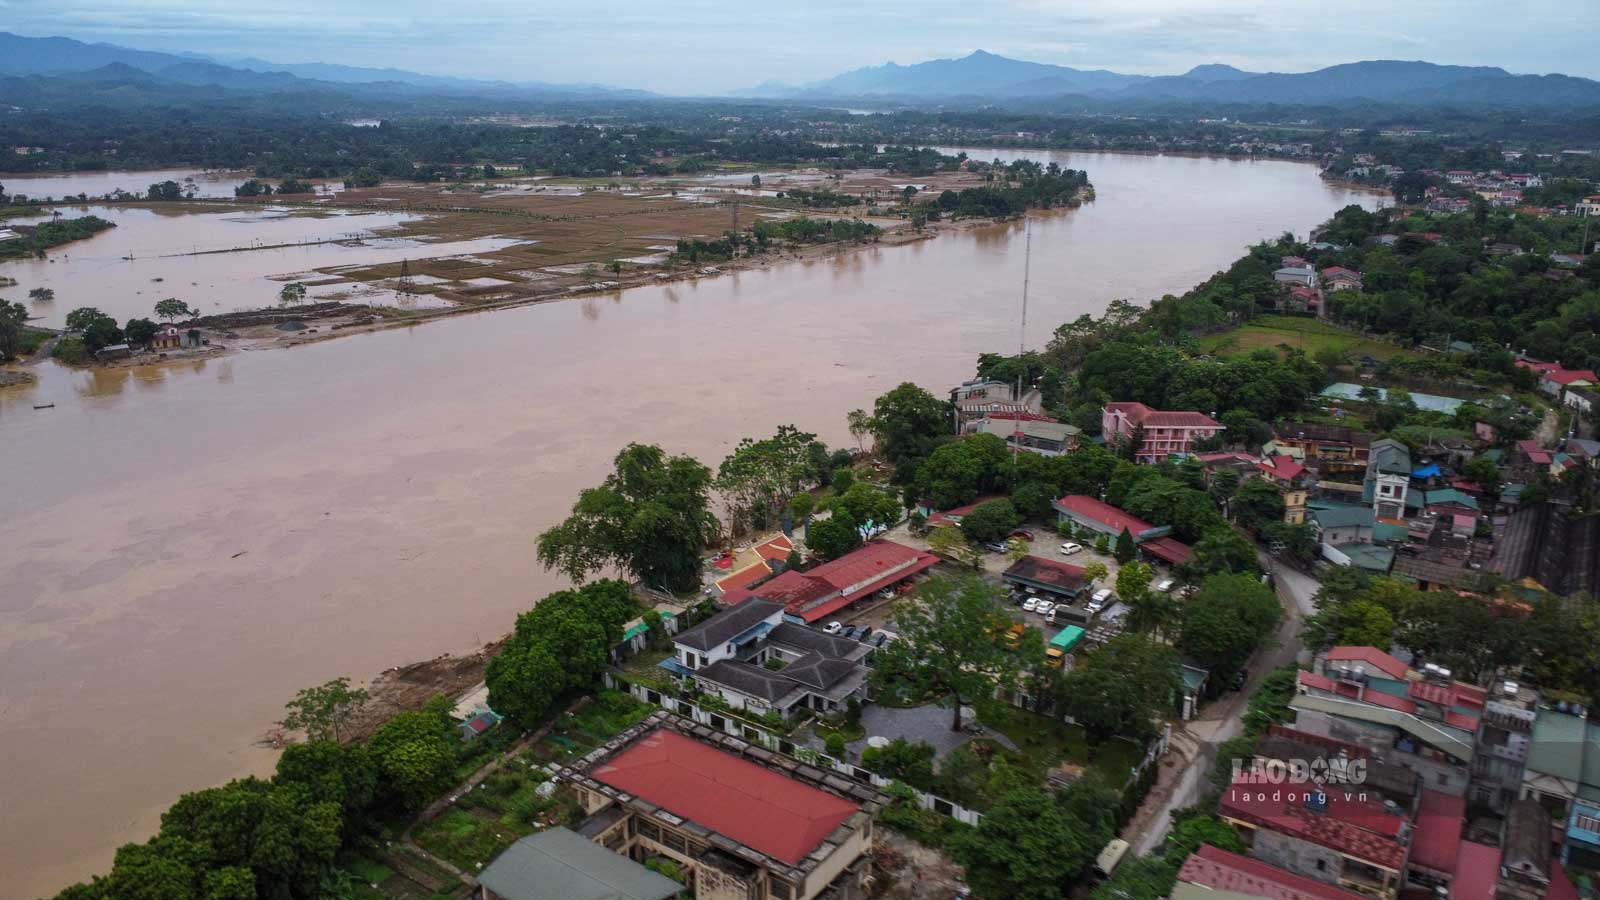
{"left": 478, "top": 827, "right": 684, "bottom": 900}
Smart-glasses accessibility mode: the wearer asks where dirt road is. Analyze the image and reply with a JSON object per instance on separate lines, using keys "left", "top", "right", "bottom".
{"left": 1124, "top": 554, "right": 1318, "bottom": 855}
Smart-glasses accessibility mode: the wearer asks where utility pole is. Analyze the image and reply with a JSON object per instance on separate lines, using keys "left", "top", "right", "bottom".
{"left": 1012, "top": 218, "right": 1033, "bottom": 476}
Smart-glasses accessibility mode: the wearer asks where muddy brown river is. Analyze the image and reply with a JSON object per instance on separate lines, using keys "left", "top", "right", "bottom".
{"left": 0, "top": 151, "right": 1378, "bottom": 898}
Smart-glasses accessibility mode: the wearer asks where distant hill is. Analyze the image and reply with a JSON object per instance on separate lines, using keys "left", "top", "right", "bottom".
{"left": 0, "top": 31, "right": 650, "bottom": 100}
{"left": 776, "top": 50, "right": 1149, "bottom": 98}
{"left": 743, "top": 51, "right": 1600, "bottom": 109}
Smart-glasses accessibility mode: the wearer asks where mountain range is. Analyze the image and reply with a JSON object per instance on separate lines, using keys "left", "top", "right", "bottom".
{"left": 746, "top": 49, "right": 1600, "bottom": 108}
{"left": 0, "top": 31, "right": 652, "bottom": 101}
{"left": 4, "top": 32, "right": 1600, "bottom": 111}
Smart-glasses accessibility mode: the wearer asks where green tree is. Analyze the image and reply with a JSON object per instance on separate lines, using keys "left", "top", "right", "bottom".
{"left": 715, "top": 425, "right": 822, "bottom": 532}
{"left": 956, "top": 782, "right": 1105, "bottom": 900}
{"left": 1062, "top": 634, "right": 1180, "bottom": 743}
{"left": 154, "top": 298, "right": 196, "bottom": 322}
{"left": 873, "top": 575, "right": 1016, "bottom": 731}
{"left": 959, "top": 498, "right": 1022, "bottom": 544}
{"left": 846, "top": 408, "right": 874, "bottom": 453}
{"left": 805, "top": 514, "right": 861, "bottom": 560}
{"left": 917, "top": 433, "right": 1009, "bottom": 509}
{"left": 860, "top": 738, "right": 937, "bottom": 789}
{"left": 278, "top": 282, "right": 307, "bottom": 305}
{"left": 124, "top": 317, "right": 157, "bottom": 347}
{"left": 279, "top": 677, "right": 370, "bottom": 742}
{"left": 830, "top": 467, "right": 855, "bottom": 493}
{"left": 1233, "top": 478, "right": 1286, "bottom": 530}
{"left": 789, "top": 491, "right": 815, "bottom": 523}
{"left": 147, "top": 180, "right": 182, "bottom": 201}
{"left": 536, "top": 443, "right": 717, "bottom": 592}
{"left": 872, "top": 383, "right": 951, "bottom": 485}
{"left": 1114, "top": 525, "right": 1136, "bottom": 563}
{"left": 1010, "top": 480, "right": 1056, "bottom": 519}
{"left": 66, "top": 306, "right": 123, "bottom": 352}
{"left": 1178, "top": 574, "right": 1282, "bottom": 680}
{"left": 0, "top": 300, "right": 27, "bottom": 359}
{"left": 487, "top": 580, "right": 637, "bottom": 726}
{"left": 366, "top": 700, "right": 456, "bottom": 810}
{"left": 925, "top": 522, "right": 981, "bottom": 568}
{"left": 1182, "top": 528, "right": 1260, "bottom": 579}
{"left": 28, "top": 287, "right": 55, "bottom": 302}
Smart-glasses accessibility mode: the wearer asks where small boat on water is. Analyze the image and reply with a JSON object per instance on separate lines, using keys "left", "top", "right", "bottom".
{"left": 33, "top": 403, "right": 54, "bottom": 410}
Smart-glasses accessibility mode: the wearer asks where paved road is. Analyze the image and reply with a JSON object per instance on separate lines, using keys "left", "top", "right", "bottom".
{"left": 1125, "top": 555, "right": 1320, "bottom": 855}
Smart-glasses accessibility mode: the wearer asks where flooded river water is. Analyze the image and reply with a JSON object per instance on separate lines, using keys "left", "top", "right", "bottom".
{"left": 0, "top": 152, "right": 1377, "bottom": 897}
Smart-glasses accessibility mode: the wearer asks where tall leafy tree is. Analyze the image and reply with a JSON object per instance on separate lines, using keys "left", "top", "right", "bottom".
{"left": 537, "top": 443, "right": 717, "bottom": 591}
{"left": 1062, "top": 633, "right": 1180, "bottom": 743}
{"left": 1178, "top": 574, "right": 1281, "bottom": 679}
{"left": 278, "top": 677, "right": 369, "bottom": 742}
{"left": 715, "top": 425, "right": 822, "bottom": 533}
{"left": 872, "top": 575, "right": 1016, "bottom": 731}
{"left": 872, "top": 383, "right": 951, "bottom": 485}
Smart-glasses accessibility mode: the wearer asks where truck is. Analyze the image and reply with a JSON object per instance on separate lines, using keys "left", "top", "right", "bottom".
{"left": 1003, "top": 622, "right": 1026, "bottom": 650}
{"left": 1044, "top": 625, "right": 1086, "bottom": 668}
{"left": 1095, "top": 838, "right": 1131, "bottom": 878}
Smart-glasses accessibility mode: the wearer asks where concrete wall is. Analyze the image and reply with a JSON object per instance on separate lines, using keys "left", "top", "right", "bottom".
{"left": 1251, "top": 827, "right": 1347, "bottom": 887}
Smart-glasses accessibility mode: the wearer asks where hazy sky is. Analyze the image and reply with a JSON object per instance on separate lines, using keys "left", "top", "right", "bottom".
{"left": 4, "top": 0, "right": 1597, "bottom": 94}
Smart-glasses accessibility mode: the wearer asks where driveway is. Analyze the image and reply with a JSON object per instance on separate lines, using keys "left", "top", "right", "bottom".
{"left": 1123, "top": 552, "right": 1318, "bottom": 855}
{"left": 801, "top": 701, "right": 1018, "bottom": 766}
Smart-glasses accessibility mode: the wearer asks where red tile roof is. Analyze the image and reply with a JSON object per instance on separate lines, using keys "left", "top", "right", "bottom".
{"left": 754, "top": 534, "right": 794, "bottom": 562}
{"left": 1053, "top": 494, "right": 1156, "bottom": 535}
{"left": 926, "top": 495, "right": 1004, "bottom": 528}
{"left": 1451, "top": 843, "right": 1501, "bottom": 900}
{"left": 1545, "top": 368, "right": 1598, "bottom": 386}
{"left": 1178, "top": 845, "right": 1370, "bottom": 900}
{"left": 1105, "top": 401, "right": 1223, "bottom": 429}
{"left": 1410, "top": 790, "right": 1466, "bottom": 874}
{"left": 1220, "top": 777, "right": 1407, "bottom": 869}
{"left": 1258, "top": 455, "right": 1307, "bottom": 482}
{"left": 1326, "top": 647, "right": 1410, "bottom": 680}
{"left": 593, "top": 729, "right": 858, "bottom": 865}
{"left": 714, "top": 560, "right": 775, "bottom": 594}
{"left": 1515, "top": 359, "right": 1561, "bottom": 374}
{"left": 1003, "top": 555, "right": 1088, "bottom": 591}
{"left": 1266, "top": 725, "right": 1372, "bottom": 760}
{"left": 1142, "top": 536, "right": 1193, "bottom": 565}
{"left": 722, "top": 540, "right": 938, "bottom": 622}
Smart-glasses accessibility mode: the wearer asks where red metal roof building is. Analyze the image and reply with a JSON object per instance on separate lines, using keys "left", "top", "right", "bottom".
{"left": 553, "top": 713, "right": 888, "bottom": 900}
{"left": 1141, "top": 536, "right": 1193, "bottom": 566}
{"left": 1178, "top": 844, "right": 1372, "bottom": 900}
{"left": 1407, "top": 790, "right": 1466, "bottom": 878}
{"left": 1448, "top": 842, "right": 1502, "bottom": 900}
{"left": 594, "top": 729, "right": 858, "bottom": 865}
{"left": 1325, "top": 646, "right": 1411, "bottom": 680}
{"left": 720, "top": 540, "right": 938, "bottom": 622}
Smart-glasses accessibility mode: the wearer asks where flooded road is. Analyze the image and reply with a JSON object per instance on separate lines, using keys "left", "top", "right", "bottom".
{"left": 0, "top": 151, "right": 1377, "bottom": 897}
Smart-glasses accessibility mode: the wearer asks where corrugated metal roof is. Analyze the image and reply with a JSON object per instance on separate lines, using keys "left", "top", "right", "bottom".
{"left": 478, "top": 827, "right": 683, "bottom": 900}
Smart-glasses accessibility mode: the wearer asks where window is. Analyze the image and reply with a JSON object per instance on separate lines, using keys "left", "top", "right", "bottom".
{"left": 1437, "top": 773, "right": 1449, "bottom": 786}
{"left": 1575, "top": 813, "right": 1600, "bottom": 833}
{"left": 1316, "top": 860, "right": 1327, "bottom": 872}
{"left": 636, "top": 819, "right": 661, "bottom": 842}
{"left": 661, "top": 830, "right": 687, "bottom": 854}
{"left": 770, "top": 880, "right": 794, "bottom": 900}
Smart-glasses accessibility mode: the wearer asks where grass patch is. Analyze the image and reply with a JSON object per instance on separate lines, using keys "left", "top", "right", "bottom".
{"left": 411, "top": 807, "right": 520, "bottom": 874}
{"left": 978, "top": 702, "right": 1144, "bottom": 785}
{"left": 1198, "top": 315, "right": 1415, "bottom": 363}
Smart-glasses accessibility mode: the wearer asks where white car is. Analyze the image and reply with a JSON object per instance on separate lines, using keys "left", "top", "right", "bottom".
{"left": 823, "top": 621, "right": 843, "bottom": 635}
{"left": 1022, "top": 598, "right": 1041, "bottom": 613}
{"left": 1060, "top": 542, "right": 1083, "bottom": 555}
{"left": 1154, "top": 578, "right": 1176, "bottom": 593}
{"left": 1035, "top": 601, "right": 1056, "bottom": 617}
{"left": 1088, "top": 588, "right": 1114, "bottom": 612}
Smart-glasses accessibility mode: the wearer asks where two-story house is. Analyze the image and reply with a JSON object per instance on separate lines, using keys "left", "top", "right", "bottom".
{"left": 664, "top": 599, "right": 873, "bottom": 719}
{"left": 552, "top": 712, "right": 888, "bottom": 900}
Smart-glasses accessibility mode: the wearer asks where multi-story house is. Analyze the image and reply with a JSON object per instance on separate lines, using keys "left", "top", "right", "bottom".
{"left": 552, "top": 712, "right": 888, "bottom": 900}
{"left": 1101, "top": 401, "right": 1223, "bottom": 463}
{"left": 1291, "top": 648, "right": 1482, "bottom": 797}
{"left": 1473, "top": 680, "right": 1539, "bottom": 814}
{"left": 1364, "top": 439, "right": 1412, "bottom": 520}
{"left": 949, "top": 378, "right": 1042, "bottom": 427}
{"left": 663, "top": 599, "right": 873, "bottom": 719}
{"left": 1520, "top": 704, "right": 1600, "bottom": 868}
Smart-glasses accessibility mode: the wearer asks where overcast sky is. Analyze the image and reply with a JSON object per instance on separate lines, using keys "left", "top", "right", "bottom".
{"left": 5, "top": 0, "right": 1597, "bottom": 94}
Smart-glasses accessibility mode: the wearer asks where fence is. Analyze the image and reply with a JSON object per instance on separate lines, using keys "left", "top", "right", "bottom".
{"left": 607, "top": 673, "right": 986, "bottom": 826}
